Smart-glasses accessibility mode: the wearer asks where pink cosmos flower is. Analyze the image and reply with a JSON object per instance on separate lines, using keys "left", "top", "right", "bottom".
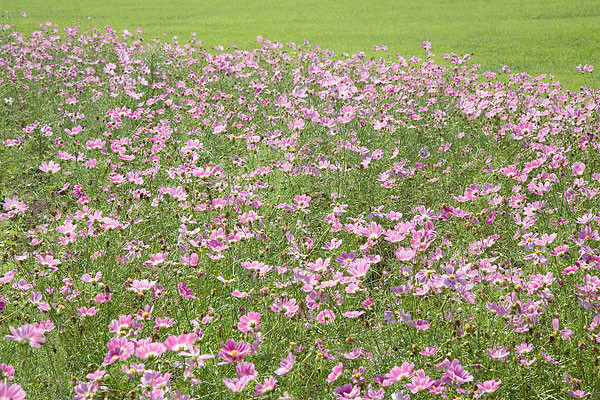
{"left": 571, "top": 162, "right": 585, "bottom": 176}
{"left": 0, "top": 363, "right": 15, "bottom": 381}
{"left": 435, "top": 358, "right": 473, "bottom": 385}
{"left": 164, "top": 333, "right": 197, "bottom": 353}
{"left": 39, "top": 160, "right": 61, "bottom": 173}
{"left": 552, "top": 318, "right": 573, "bottom": 340}
{"left": 383, "top": 362, "right": 415, "bottom": 386}
{"left": 420, "top": 346, "right": 438, "bottom": 356}
{"left": 73, "top": 382, "right": 98, "bottom": 400}
{"left": 5, "top": 324, "right": 46, "bottom": 348}
{"left": 128, "top": 279, "right": 155, "bottom": 294}
{"left": 77, "top": 306, "right": 99, "bottom": 317}
{"left": 333, "top": 384, "right": 360, "bottom": 398}
{"left": 154, "top": 317, "right": 175, "bottom": 330}
{"left": 327, "top": 363, "right": 344, "bottom": 383}
{"left": 236, "top": 361, "right": 257, "bottom": 381}
{"left": 219, "top": 338, "right": 251, "bottom": 364}
{"left": 514, "top": 342, "right": 533, "bottom": 353}
{"left": 316, "top": 309, "right": 336, "bottom": 324}
{"left": 238, "top": 312, "right": 261, "bottom": 333}
{"left": 269, "top": 297, "right": 299, "bottom": 317}
{"left": 103, "top": 337, "right": 134, "bottom": 366}
{"left": 395, "top": 247, "right": 416, "bottom": 262}
{"left": 487, "top": 345, "right": 510, "bottom": 362}
{"left": 0, "top": 382, "right": 26, "bottom": 400}
{"left": 177, "top": 282, "right": 196, "bottom": 299}
{"left": 570, "top": 390, "right": 589, "bottom": 398}
{"left": 136, "top": 342, "right": 167, "bottom": 360}
{"left": 254, "top": 376, "right": 277, "bottom": 396}
{"left": 405, "top": 369, "right": 434, "bottom": 393}
{"left": 476, "top": 379, "right": 501, "bottom": 393}
{"left": 223, "top": 376, "right": 250, "bottom": 393}
{"left": 274, "top": 352, "right": 294, "bottom": 375}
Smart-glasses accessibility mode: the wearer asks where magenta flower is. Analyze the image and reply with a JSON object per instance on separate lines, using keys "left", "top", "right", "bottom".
{"left": 435, "top": 358, "right": 473, "bottom": 385}
{"left": 274, "top": 352, "right": 294, "bottom": 375}
{"left": 395, "top": 247, "right": 416, "bottom": 262}
{"left": 420, "top": 346, "right": 438, "bottom": 356}
{"left": 5, "top": 324, "right": 46, "bottom": 348}
{"left": 218, "top": 338, "right": 251, "bottom": 364}
{"left": 486, "top": 345, "right": 510, "bottom": 362}
{"left": 103, "top": 337, "right": 134, "bottom": 366}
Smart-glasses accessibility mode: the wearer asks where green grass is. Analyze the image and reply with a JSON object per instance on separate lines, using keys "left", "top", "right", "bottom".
{"left": 3, "top": 0, "right": 600, "bottom": 90}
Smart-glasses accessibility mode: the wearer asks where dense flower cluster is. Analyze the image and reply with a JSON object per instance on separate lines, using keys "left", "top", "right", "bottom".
{"left": 0, "top": 17, "right": 599, "bottom": 399}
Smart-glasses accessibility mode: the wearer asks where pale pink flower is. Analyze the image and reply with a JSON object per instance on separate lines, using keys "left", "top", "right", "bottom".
{"left": 0, "top": 382, "right": 26, "bottom": 400}
{"left": 39, "top": 160, "right": 61, "bottom": 173}
{"left": 274, "top": 352, "right": 294, "bottom": 375}
{"left": 476, "top": 379, "right": 501, "bottom": 393}
{"left": 238, "top": 312, "right": 261, "bottom": 333}
{"left": 383, "top": 362, "right": 415, "bottom": 386}
{"left": 327, "top": 363, "right": 344, "bottom": 382}
{"left": 254, "top": 376, "right": 277, "bottom": 396}
{"left": 5, "top": 324, "right": 46, "bottom": 348}
{"left": 316, "top": 309, "right": 336, "bottom": 324}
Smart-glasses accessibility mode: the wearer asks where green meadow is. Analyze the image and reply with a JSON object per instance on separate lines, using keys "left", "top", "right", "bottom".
{"left": 3, "top": 0, "right": 600, "bottom": 90}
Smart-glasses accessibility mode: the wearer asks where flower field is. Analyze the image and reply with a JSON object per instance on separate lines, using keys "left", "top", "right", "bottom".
{"left": 0, "top": 20, "right": 600, "bottom": 399}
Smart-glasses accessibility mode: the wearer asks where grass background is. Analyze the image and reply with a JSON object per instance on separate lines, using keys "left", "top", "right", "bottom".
{"left": 3, "top": 0, "right": 600, "bottom": 89}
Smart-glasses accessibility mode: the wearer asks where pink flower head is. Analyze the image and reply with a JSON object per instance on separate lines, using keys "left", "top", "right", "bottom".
{"left": 274, "top": 352, "right": 294, "bottom": 375}
{"left": 0, "top": 363, "right": 15, "bottom": 381}
{"left": 327, "top": 362, "right": 344, "bottom": 383}
{"left": 177, "top": 282, "right": 196, "bottom": 299}
{"left": 39, "top": 160, "right": 61, "bottom": 173}
{"left": 164, "top": 333, "right": 197, "bottom": 353}
{"left": 103, "top": 337, "right": 134, "bottom": 366}
{"left": 0, "top": 382, "right": 26, "bottom": 400}
{"left": 476, "top": 379, "right": 501, "bottom": 393}
{"left": 237, "top": 311, "right": 261, "bottom": 333}
{"left": 218, "top": 338, "right": 251, "bottom": 364}
{"left": 383, "top": 362, "right": 415, "bottom": 386}
{"left": 405, "top": 369, "right": 434, "bottom": 393}
{"left": 236, "top": 361, "right": 257, "bottom": 380}
{"left": 395, "top": 247, "right": 416, "bottom": 262}
{"left": 552, "top": 318, "right": 573, "bottom": 340}
{"left": 435, "top": 358, "right": 473, "bottom": 385}
{"left": 420, "top": 346, "right": 438, "bottom": 356}
{"left": 317, "top": 309, "right": 336, "bottom": 324}
{"left": 254, "top": 376, "right": 277, "bottom": 396}
{"left": 5, "top": 324, "right": 46, "bottom": 348}
{"left": 571, "top": 162, "right": 586, "bottom": 176}
{"left": 223, "top": 376, "right": 250, "bottom": 393}
{"left": 136, "top": 342, "right": 167, "bottom": 360}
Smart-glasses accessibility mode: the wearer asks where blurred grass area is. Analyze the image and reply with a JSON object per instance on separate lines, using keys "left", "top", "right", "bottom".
{"left": 3, "top": 0, "right": 600, "bottom": 90}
